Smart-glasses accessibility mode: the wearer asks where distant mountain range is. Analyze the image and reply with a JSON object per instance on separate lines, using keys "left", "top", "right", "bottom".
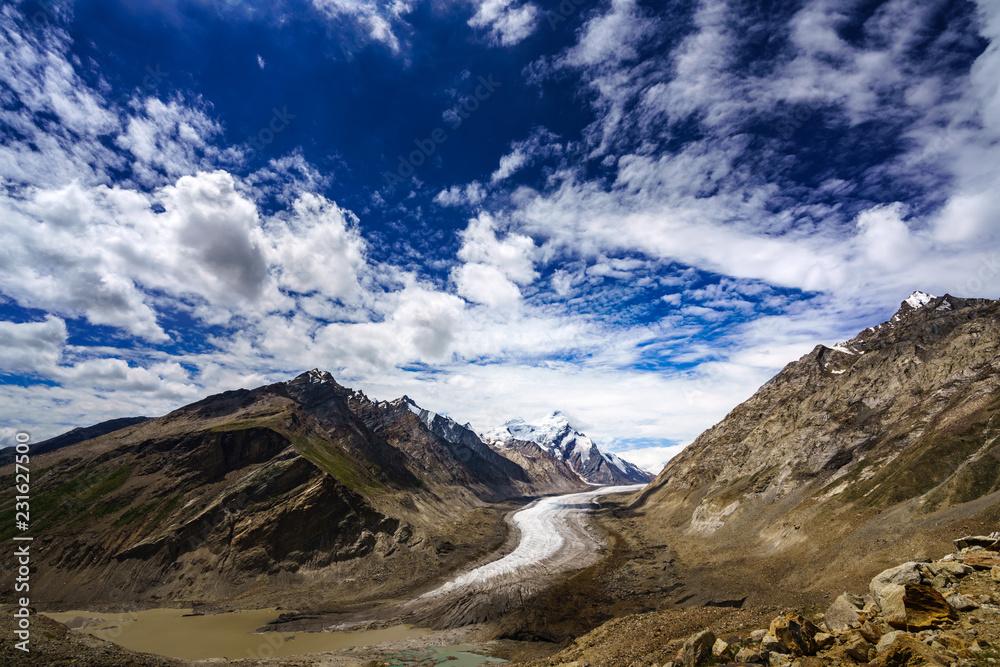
{"left": 483, "top": 412, "right": 654, "bottom": 485}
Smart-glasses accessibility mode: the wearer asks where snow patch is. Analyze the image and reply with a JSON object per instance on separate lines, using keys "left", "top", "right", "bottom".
{"left": 905, "top": 291, "right": 935, "bottom": 309}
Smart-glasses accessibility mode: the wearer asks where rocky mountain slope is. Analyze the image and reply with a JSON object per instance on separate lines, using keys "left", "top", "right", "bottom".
{"left": 0, "top": 370, "right": 583, "bottom": 611}
{"left": 487, "top": 439, "right": 591, "bottom": 495}
{"left": 628, "top": 292, "right": 1000, "bottom": 604}
{"left": 405, "top": 398, "right": 587, "bottom": 495}
{"left": 484, "top": 412, "right": 653, "bottom": 485}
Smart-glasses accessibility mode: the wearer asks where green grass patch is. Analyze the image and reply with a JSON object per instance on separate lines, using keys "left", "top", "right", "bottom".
{"left": 290, "top": 431, "right": 385, "bottom": 492}
{"left": 0, "top": 464, "right": 134, "bottom": 540}
{"left": 207, "top": 407, "right": 288, "bottom": 433}
{"left": 147, "top": 493, "right": 182, "bottom": 530}
{"left": 110, "top": 490, "right": 183, "bottom": 533}
{"left": 112, "top": 500, "right": 157, "bottom": 527}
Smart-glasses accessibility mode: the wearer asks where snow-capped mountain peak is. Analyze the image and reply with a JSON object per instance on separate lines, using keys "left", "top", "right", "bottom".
{"left": 293, "top": 368, "right": 336, "bottom": 385}
{"left": 483, "top": 413, "right": 653, "bottom": 485}
{"left": 904, "top": 290, "right": 935, "bottom": 309}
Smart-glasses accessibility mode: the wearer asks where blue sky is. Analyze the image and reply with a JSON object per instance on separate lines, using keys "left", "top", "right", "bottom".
{"left": 1, "top": 0, "right": 998, "bottom": 473}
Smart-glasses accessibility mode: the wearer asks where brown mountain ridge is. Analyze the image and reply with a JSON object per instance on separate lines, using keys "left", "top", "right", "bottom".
{"left": 0, "top": 369, "right": 588, "bottom": 612}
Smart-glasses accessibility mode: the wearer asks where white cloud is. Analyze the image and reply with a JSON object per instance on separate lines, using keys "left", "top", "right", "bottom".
{"left": 468, "top": 0, "right": 539, "bottom": 46}
{"left": 266, "top": 193, "right": 367, "bottom": 302}
{"left": 456, "top": 212, "right": 538, "bottom": 285}
{"left": 0, "top": 317, "right": 67, "bottom": 373}
{"left": 434, "top": 181, "right": 486, "bottom": 207}
{"left": 310, "top": 0, "right": 413, "bottom": 53}
{"left": 453, "top": 262, "right": 523, "bottom": 309}
{"left": 115, "top": 97, "right": 224, "bottom": 187}
{"left": 562, "top": 0, "right": 654, "bottom": 69}
{"left": 0, "top": 9, "right": 121, "bottom": 187}
{"left": 490, "top": 128, "right": 562, "bottom": 183}
{"left": 492, "top": 149, "right": 529, "bottom": 183}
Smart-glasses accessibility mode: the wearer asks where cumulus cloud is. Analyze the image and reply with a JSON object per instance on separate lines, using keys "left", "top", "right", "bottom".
{"left": 456, "top": 212, "right": 538, "bottom": 284}
{"left": 266, "top": 193, "right": 367, "bottom": 302}
{"left": 0, "top": 317, "right": 67, "bottom": 374}
{"left": 453, "top": 262, "right": 523, "bottom": 309}
{"left": 450, "top": 213, "right": 538, "bottom": 308}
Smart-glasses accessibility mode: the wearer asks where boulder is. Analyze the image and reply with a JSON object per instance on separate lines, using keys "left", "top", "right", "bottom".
{"left": 934, "top": 631, "right": 969, "bottom": 651}
{"left": 963, "top": 551, "right": 1000, "bottom": 570}
{"left": 992, "top": 565, "right": 1000, "bottom": 582}
{"left": 814, "top": 633, "right": 835, "bottom": 651}
{"left": 679, "top": 629, "right": 716, "bottom": 667}
{"left": 765, "top": 614, "right": 819, "bottom": 657}
{"left": 824, "top": 593, "right": 865, "bottom": 632}
{"left": 953, "top": 536, "right": 1000, "bottom": 550}
{"left": 881, "top": 585, "right": 909, "bottom": 629}
{"left": 882, "top": 584, "right": 958, "bottom": 631}
{"left": 769, "top": 653, "right": 791, "bottom": 667}
{"left": 735, "top": 646, "right": 768, "bottom": 664}
{"left": 859, "top": 620, "right": 883, "bottom": 644}
{"left": 921, "top": 562, "right": 974, "bottom": 590}
{"left": 874, "top": 634, "right": 950, "bottom": 667}
{"left": 713, "top": 638, "right": 730, "bottom": 657}
{"left": 871, "top": 563, "right": 923, "bottom": 608}
{"left": 946, "top": 594, "right": 979, "bottom": 611}
{"left": 921, "top": 562, "right": 973, "bottom": 579}
{"left": 876, "top": 631, "right": 908, "bottom": 654}
{"left": 841, "top": 631, "right": 874, "bottom": 662}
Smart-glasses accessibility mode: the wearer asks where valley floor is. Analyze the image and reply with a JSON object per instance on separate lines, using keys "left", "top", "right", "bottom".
{"left": 11, "top": 485, "right": 995, "bottom": 666}
{"left": 1, "top": 487, "right": 642, "bottom": 666}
